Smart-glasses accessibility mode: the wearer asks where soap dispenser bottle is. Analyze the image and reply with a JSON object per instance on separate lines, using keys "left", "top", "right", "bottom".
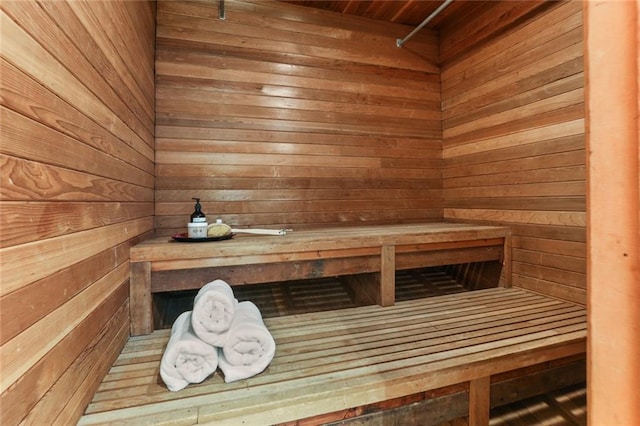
{"left": 190, "top": 198, "right": 207, "bottom": 223}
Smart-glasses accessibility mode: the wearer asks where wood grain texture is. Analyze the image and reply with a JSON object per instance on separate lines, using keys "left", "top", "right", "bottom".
{"left": 441, "top": 1, "right": 586, "bottom": 304}
{"left": 585, "top": 2, "right": 640, "bottom": 423}
{"left": 0, "top": 0, "right": 593, "bottom": 422}
{"left": 155, "top": 0, "right": 443, "bottom": 233}
{"left": 129, "top": 223, "right": 508, "bottom": 334}
{"left": 78, "top": 287, "right": 586, "bottom": 425}
{"left": 469, "top": 376, "right": 491, "bottom": 426}
{"left": 0, "top": 1, "right": 155, "bottom": 424}
{"left": 439, "top": 1, "right": 554, "bottom": 66}
{"left": 3, "top": 286, "right": 129, "bottom": 426}
{"left": 1, "top": 59, "right": 154, "bottom": 175}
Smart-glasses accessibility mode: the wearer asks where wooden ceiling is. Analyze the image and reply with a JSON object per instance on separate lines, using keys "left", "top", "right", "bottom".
{"left": 278, "top": 0, "right": 483, "bottom": 29}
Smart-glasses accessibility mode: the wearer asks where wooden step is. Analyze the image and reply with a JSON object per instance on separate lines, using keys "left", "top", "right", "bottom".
{"left": 79, "top": 287, "right": 586, "bottom": 425}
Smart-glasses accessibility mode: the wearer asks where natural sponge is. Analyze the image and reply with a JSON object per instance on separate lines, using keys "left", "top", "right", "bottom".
{"left": 207, "top": 222, "right": 232, "bottom": 238}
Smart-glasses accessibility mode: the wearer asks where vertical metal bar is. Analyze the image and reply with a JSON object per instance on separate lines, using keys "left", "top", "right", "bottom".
{"left": 219, "top": 0, "right": 225, "bottom": 20}
{"left": 396, "top": 0, "right": 454, "bottom": 47}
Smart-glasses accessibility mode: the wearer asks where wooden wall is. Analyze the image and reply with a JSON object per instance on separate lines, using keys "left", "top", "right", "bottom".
{"left": 440, "top": 1, "right": 586, "bottom": 304}
{"left": 0, "top": 1, "right": 590, "bottom": 420}
{"left": 155, "top": 0, "right": 442, "bottom": 235}
{"left": 0, "top": 2, "right": 155, "bottom": 424}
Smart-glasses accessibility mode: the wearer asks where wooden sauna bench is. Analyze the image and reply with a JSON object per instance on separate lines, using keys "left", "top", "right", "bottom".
{"left": 129, "top": 222, "right": 511, "bottom": 335}
{"left": 80, "top": 287, "right": 587, "bottom": 425}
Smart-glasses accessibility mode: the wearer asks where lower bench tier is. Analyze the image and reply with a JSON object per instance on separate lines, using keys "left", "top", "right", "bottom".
{"left": 80, "top": 287, "right": 586, "bottom": 425}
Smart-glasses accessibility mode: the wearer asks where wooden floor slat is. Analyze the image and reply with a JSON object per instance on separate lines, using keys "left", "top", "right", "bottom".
{"left": 490, "top": 383, "right": 587, "bottom": 426}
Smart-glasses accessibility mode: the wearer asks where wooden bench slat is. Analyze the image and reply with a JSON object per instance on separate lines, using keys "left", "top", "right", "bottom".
{"left": 106, "top": 306, "right": 583, "bottom": 379}
{"left": 129, "top": 222, "right": 510, "bottom": 335}
{"left": 272, "top": 302, "right": 571, "bottom": 353}
{"left": 82, "top": 334, "right": 585, "bottom": 425}
{"left": 151, "top": 246, "right": 382, "bottom": 271}
{"left": 113, "top": 289, "right": 559, "bottom": 361}
{"left": 131, "top": 224, "right": 509, "bottom": 263}
{"left": 274, "top": 311, "right": 586, "bottom": 367}
{"left": 265, "top": 286, "right": 536, "bottom": 327}
{"left": 196, "top": 334, "right": 586, "bottom": 425}
{"left": 80, "top": 288, "right": 585, "bottom": 425}
{"left": 100, "top": 292, "right": 579, "bottom": 372}
{"left": 98, "top": 307, "right": 584, "bottom": 397}
{"left": 269, "top": 295, "right": 560, "bottom": 338}
{"left": 95, "top": 305, "right": 584, "bottom": 401}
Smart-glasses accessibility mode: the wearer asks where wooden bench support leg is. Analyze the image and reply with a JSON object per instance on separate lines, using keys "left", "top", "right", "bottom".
{"left": 379, "top": 245, "right": 395, "bottom": 306}
{"left": 501, "top": 232, "right": 512, "bottom": 288}
{"left": 341, "top": 272, "right": 382, "bottom": 306}
{"left": 341, "top": 246, "right": 396, "bottom": 307}
{"left": 130, "top": 261, "right": 152, "bottom": 336}
{"left": 469, "top": 376, "right": 491, "bottom": 426}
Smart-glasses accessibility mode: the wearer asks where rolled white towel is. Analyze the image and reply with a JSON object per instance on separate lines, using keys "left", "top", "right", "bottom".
{"left": 160, "top": 311, "right": 218, "bottom": 392}
{"left": 191, "top": 279, "right": 237, "bottom": 346}
{"left": 218, "top": 301, "right": 276, "bottom": 383}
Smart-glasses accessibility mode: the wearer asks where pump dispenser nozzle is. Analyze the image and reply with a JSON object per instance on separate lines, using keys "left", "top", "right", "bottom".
{"left": 190, "top": 198, "right": 207, "bottom": 223}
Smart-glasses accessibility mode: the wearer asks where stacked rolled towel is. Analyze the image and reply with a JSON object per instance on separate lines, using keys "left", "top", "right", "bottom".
{"left": 160, "top": 280, "right": 276, "bottom": 390}
{"left": 160, "top": 311, "right": 218, "bottom": 392}
{"left": 218, "top": 301, "right": 276, "bottom": 383}
{"left": 191, "top": 279, "right": 238, "bottom": 347}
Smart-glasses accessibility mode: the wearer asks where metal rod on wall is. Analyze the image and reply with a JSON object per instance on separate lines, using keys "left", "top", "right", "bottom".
{"left": 219, "top": 0, "right": 225, "bottom": 20}
{"left": 396, "top": 0, "right": 454, "bottom": 47}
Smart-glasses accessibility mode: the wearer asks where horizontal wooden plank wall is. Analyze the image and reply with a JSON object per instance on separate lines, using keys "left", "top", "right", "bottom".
{"left": 0, "top": 1, "right": 155, "bottom": 424}
{"left": 440, "top": 0, "right": 586, "bottom": 304}
{"left": 155, "top": 0, "right": 443, "bottom": 235}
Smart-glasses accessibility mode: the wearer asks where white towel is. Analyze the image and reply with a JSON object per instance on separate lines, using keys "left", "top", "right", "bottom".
{"left": 218, "top": 301, "right": 276, "bottom": 383}
{"left": 191, "top": 279, "right": 238, "bottom": 346}
{"left": 160, "top": 311, "right": 218, "bottom": 392}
